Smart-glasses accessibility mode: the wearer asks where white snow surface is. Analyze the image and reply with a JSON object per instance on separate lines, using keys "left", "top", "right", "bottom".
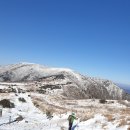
{"left": 0, "top": 92, "right": 129, "bottom": 130}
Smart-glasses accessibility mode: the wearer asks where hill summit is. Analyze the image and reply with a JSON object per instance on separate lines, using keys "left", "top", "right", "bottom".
{"left": 0, "top": 63, "right": 129, "bottom": 100}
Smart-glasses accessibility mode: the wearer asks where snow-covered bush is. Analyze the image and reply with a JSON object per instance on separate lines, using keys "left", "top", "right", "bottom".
{"left": 99, "top": 99, "right": 107, "bottom": 104}
{"left": 18, "top": 97, "right": 26, "bottom": 103}
{"left": 46, "top": 109, "right": 53, "bottom": 119}
{"left": 0, "top": 99, "right": 15, "bottom": 108}
{"left": 15, "top": 115, "right": 24, "bottom": 122}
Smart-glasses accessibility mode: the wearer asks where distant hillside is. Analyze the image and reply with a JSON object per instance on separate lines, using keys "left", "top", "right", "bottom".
{"left": 116, "top": 83, "right": 130, "bottom": 94}
{"left": 0, "top": 63, "right": 130, "bottom": 100}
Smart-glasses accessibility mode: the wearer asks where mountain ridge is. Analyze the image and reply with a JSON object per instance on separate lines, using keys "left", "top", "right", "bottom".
{"left": 0, "top": 62, "right": 129, "bottom": 100}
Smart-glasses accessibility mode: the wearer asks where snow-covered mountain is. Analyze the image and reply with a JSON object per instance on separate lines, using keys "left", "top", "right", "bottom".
{"left": 0, "top": 63, "right": 130, "bottom": 100}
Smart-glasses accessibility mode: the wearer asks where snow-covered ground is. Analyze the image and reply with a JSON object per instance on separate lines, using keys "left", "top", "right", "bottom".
{"left": 0, "top": 83, "right": 130, "bottom": 130}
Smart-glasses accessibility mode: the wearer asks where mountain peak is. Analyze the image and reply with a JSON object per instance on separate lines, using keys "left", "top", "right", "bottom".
{"left": 0, "top": 63, "right": 129, "bottom": 100}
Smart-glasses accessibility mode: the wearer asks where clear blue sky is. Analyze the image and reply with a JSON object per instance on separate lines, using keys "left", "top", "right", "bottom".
{"left": 0, "top": 0, "right": 130, "bottom": 84}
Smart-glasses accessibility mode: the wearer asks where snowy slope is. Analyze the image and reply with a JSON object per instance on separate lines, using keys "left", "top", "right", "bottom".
{"left": 0, "top": 92, "right": 129, "bottom": 130}
{"left": 0, "top": 63, "right": 130, "bottom": 100}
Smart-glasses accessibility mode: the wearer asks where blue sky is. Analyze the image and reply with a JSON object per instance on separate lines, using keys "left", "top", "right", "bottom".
{"left": 0, "top": 0, "right": 130, "bottom": 84}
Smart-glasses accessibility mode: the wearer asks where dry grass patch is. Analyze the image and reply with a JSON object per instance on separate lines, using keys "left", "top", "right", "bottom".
{"left": 46, "top": 108, "right": 54, "bottom": 119}
{"left": 32, "top": 97, "right": 69, "bottom": 114}
{"left": 118, "top": 100, "right": 130, "bottom": 107}
{"left": 77, "top": 111, "right": 95, "bottom": 122}
{"left": 127, "top": 126, "right": 130, "bottom": 130}
{"left": 127, "top": 122, "right": 130, "bottom": 125}
{"left": 117, "top": 119, "right": 127, "bottom": 127}
{"left": 104, "top": 114, "right": 115, "bottom": 122}
{"left": 120, "top": 108, "right": 130, "bottom": 115}
{"left": 102, "top": 124, "right": 108, "bottom": 130}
